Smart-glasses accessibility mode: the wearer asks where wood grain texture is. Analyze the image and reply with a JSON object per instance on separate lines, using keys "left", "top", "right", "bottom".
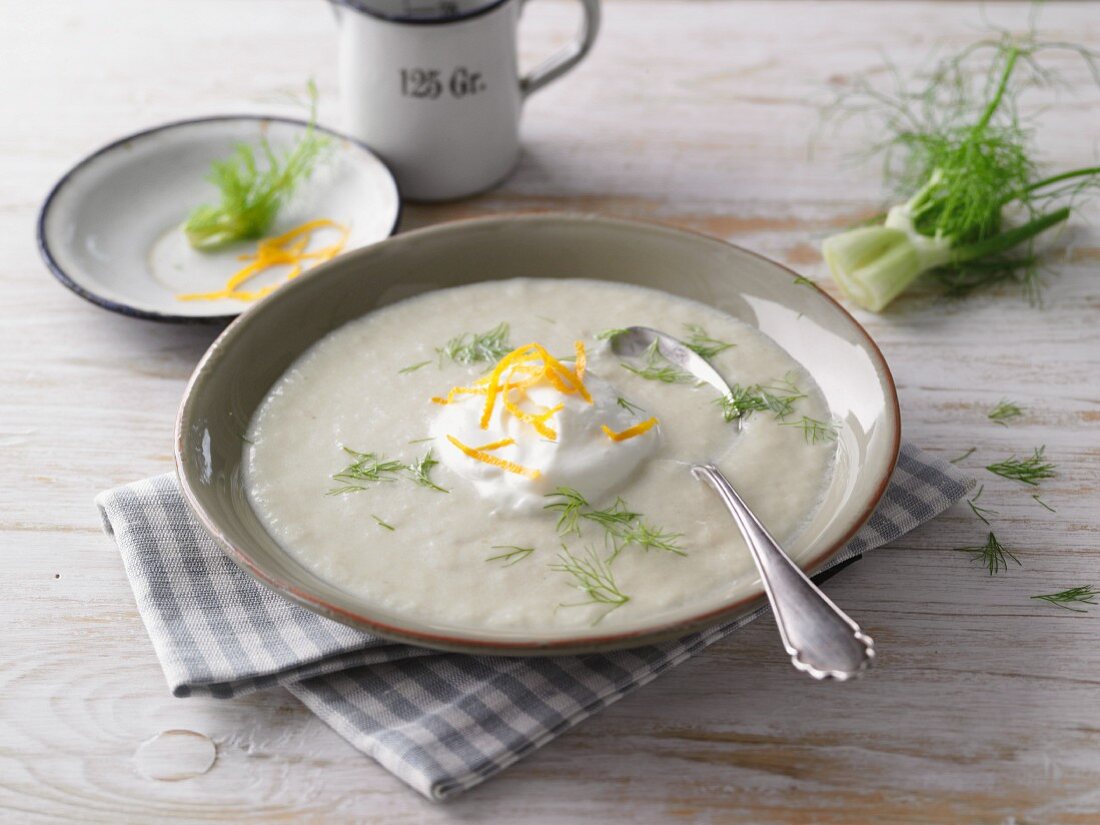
{"left": 2, "top": 0, "right": 1098, "bottom": 822}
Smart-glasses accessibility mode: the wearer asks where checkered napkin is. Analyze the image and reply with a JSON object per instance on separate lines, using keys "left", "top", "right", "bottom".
{"left": 96, "top": 441, "right": 970, "bottom": 800}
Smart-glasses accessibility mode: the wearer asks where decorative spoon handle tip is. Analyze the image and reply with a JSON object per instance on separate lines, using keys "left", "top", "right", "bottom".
{"left": 691, "top": 463, "right": 874, "bottom": 681}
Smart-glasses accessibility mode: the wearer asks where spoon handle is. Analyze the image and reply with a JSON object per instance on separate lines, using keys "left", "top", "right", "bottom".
{"left": 692, "top": 464, "right": 874, "bottom": 680}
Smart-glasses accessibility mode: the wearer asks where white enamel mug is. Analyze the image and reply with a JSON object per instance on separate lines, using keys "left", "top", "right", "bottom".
{"left": 332, "top": 0, "right": 600, "bottom": 201}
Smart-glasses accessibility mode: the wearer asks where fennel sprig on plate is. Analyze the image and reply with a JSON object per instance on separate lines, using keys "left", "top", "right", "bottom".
{"left": 185, "top": 81, "right": 331, "bottom": 251}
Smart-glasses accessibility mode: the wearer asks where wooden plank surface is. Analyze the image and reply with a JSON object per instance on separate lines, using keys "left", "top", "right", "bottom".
{"left": 2, "top": 1, "right": 1098, "bottom": 821}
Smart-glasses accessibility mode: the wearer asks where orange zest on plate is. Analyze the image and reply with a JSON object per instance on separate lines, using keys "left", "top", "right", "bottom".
{"left": 602, "top": 417, "right": 660, "bottom": 442}
{"left": 446, "top": 435, "right": 541, "bottom": 479}
{"left": 177, "top": 218, "right": 350, "bottom": 303}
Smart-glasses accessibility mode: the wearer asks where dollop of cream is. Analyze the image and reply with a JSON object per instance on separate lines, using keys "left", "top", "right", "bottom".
{"left": 431, "top": 368, "right": 658, "bottom": 513}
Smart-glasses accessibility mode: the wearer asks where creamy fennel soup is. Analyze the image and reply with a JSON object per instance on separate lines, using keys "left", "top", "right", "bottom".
{"left": 245, "top": 278, "right": 836, "bottom": 632}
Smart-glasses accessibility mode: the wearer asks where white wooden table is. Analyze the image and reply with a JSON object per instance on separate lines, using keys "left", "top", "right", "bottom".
{"left": 4, "top": 1, "right": 1099, "bottom": 821}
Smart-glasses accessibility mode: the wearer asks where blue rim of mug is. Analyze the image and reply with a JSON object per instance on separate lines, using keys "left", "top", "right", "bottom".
{"left": 36, "top": 114, "right": 403, "bottom": 324}
{"left": 329, "top": 0, "right": 512, "bottom": 26}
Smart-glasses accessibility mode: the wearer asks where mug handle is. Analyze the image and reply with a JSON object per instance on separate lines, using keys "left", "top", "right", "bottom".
{"left": 519, "top": 0, "right": 601, "bottom": 99}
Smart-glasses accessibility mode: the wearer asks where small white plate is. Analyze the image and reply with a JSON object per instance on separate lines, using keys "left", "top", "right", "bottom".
{"left": 37, "top": 116, "right": 401, "bottom": 322}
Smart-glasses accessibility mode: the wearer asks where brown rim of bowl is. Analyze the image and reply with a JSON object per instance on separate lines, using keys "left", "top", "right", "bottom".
{"left": 174, "top": 212, "right": 902, "bottom": 654}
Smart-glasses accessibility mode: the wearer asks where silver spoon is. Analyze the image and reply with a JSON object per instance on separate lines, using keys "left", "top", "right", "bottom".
{"left": 610, "top": 326, "right": 874, "bottom": 680}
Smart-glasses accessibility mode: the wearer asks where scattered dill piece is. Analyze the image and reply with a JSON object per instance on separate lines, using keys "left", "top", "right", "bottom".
{"left": 781, "top": 415, "right": 838, "bottom": 444}
{"left": 438, "top": 322, "right": 512, "bottom": 365}
{"left": 682, "top": 323, "right": 734, "bottom": 359}
{"left": 544, "top": 487, "right": 589, "bottom": 536}
{"left": 616, "top": 396, "right": 645, "bottom": 415}
{"left": 949, "top": 447, "right": 977, "bottom": 464}
{"left": 544, "top": 488, "right": 686, "bottom": 559}
{"left": 793, "top": 275, "right": 816, "bottom": 287}
{"left": 988, "top": 399, "right": 1025, "bottom": 426}
{"left": 406, "top": 448, "right": 448, "bottom": 493}
{"left": 408, "top": 437, "right": 435, "bottom": 444}
{"left": 717, "top": 378, "right": 805, "bottom": 423}
{"left": 986, "top": 446, "right": 1055, "bottom": 486}
{"left": 1031, "top": 585, "right": 1099, "bottom": 613}
{"left": 372, "top": 515, "right": 396, "bottom": 531}
{"left": 487, "top": 545, "right": 535, "bottom": 566}
{"left": 615, "top": 522, "right": 686, "bottom": 558}
{"left": 536, "top": 315, "right": 557, "bottom": 325}
{"left": 551, "top": 546, "right": 630, "bottom": 622}
{"left": 329, "top": 448, "right": 405, "bottom": 494}
{"left": 399, "top": 360, "right": 432, "bottom": 375}
{"left": 966, "top": 484, "right": 997, "bottom": 526}
{"left": 595, "top": 328, "right": 629, "bottom": 341}
{"left": 1031, "top": 493, "right": 1056, "bottom": 513}
{"left": 956, "top": 531, "right": 1019, "bottom": 576}
{"left": 620, "top": 339, "right": 693, "bottom": 384}
{"left": 184, "top": 80, "right": 330, "bottom": 250}
{"left": 581, "top": 497, "right": 642, "bottom": 533}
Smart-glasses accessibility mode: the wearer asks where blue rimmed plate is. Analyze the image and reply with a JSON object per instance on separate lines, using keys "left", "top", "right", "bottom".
{"left": 37, "top": 116, "right": 401, "bottom": 323}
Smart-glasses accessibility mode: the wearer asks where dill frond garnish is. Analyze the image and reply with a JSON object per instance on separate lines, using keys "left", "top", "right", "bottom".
{"left": 717, "top": 378, "right": 805, "bottom": 423}
{"left": 330, "top": 446, "right": 447, "bottom": 494}
{"left": 949, "top": 447, "right": 977, "bottom": 464}
{"left": 1031, "top": 585, "right": 1099, "bottom": 613}
{"left": 620, "top": 339, "right": 693, "bottom": 384}
{"left": 616, "top": 396, "right": 645, "bottom": 415}
{"left": 543, "top": 486, "right": 588, "bottom": 536}
{"left": 438, "top": 322, "right": 512, "bottom": 365}
{"left": 551, "top": 546, "right": 630, "bottom": 622}
{"left": 1032, "top": 494, "right": 1056, "bottom": 513}
{"left": 581, "top": 497, "right": 641, "bottom": 533}
{"left": 329, "top": 448, "right": 405, "bottom": 494}
{"left": 793, "top": 275, "right": 816, "bottom": 287}
{"left": 544, "top": 488, "right": 686, "bottom": 559}
{"left": 682, "top": 323, "right": 734, "bottom": 359}
{"left": 821, "top": 27, "right": 1100, "bottom": 309}
{"left": 986, "top": 446, "right": 1055, "bottom": 486}
{"left": 781, "top": 415, "right": 838, "bottom": 444}
{"left": 406, "top": 448, "right": 448, "bottom": 493}
{"left": 988, "top": 399, "right": 1025, "bottom": 425}
{"left": 408, "top": 437, "right": 435, "bottom": 444}
{"left": 956, "top": 531, "right": 1019, "bottom": 576}
{"left": 372, "top": 515, "right": 396, "bottom": 531}
{"left": 487, "top": 545, "right": 535, "bottom": 566}
{"left": 595, "top": 328, "right": 629, "bottom": 341}
{"left": 399, "top": 360, "right": 432, "bottom": 375}
{"left": 966, "top": 484, "right": 997, "bottom": 526}
{"left": 184, "top": 81, "right": 330, "bottom": 250}
{"left": 613, "top": 522, "right": 686, "bottom": 559}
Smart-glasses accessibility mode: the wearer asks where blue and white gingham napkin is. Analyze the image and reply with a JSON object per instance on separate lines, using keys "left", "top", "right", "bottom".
{"left": 96, "top": 441, "right": 970, "bottom": 800}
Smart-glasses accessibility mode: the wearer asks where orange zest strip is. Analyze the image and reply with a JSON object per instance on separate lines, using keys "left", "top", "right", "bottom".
{"left": 435, "top": 341, "right": 591, "bottom": 436}
{"left": 178, "top": 219, "right": 350, "bottom": 302}
{"left": 447, "top": 435, "right": 541, "bottom": 479}
{"left": 479, "top": 345, "right": 541, "bottom": 429}
{"left": 479, "top": 343, "right": 543, "bottom": 429}
{"left": 431, "top": 385, "right": 488, "bottom": 405}
{"left": 601, "top": 417, "right": 660, "bottom": 442}
{"left": 504, "top": 395, "right": 558, "bottom": 440}
{"left": 530, "top": 343, "right": 592, "bottom": 403}
{"left": 471, "top": 437, "right": 515, "bottom": 451}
